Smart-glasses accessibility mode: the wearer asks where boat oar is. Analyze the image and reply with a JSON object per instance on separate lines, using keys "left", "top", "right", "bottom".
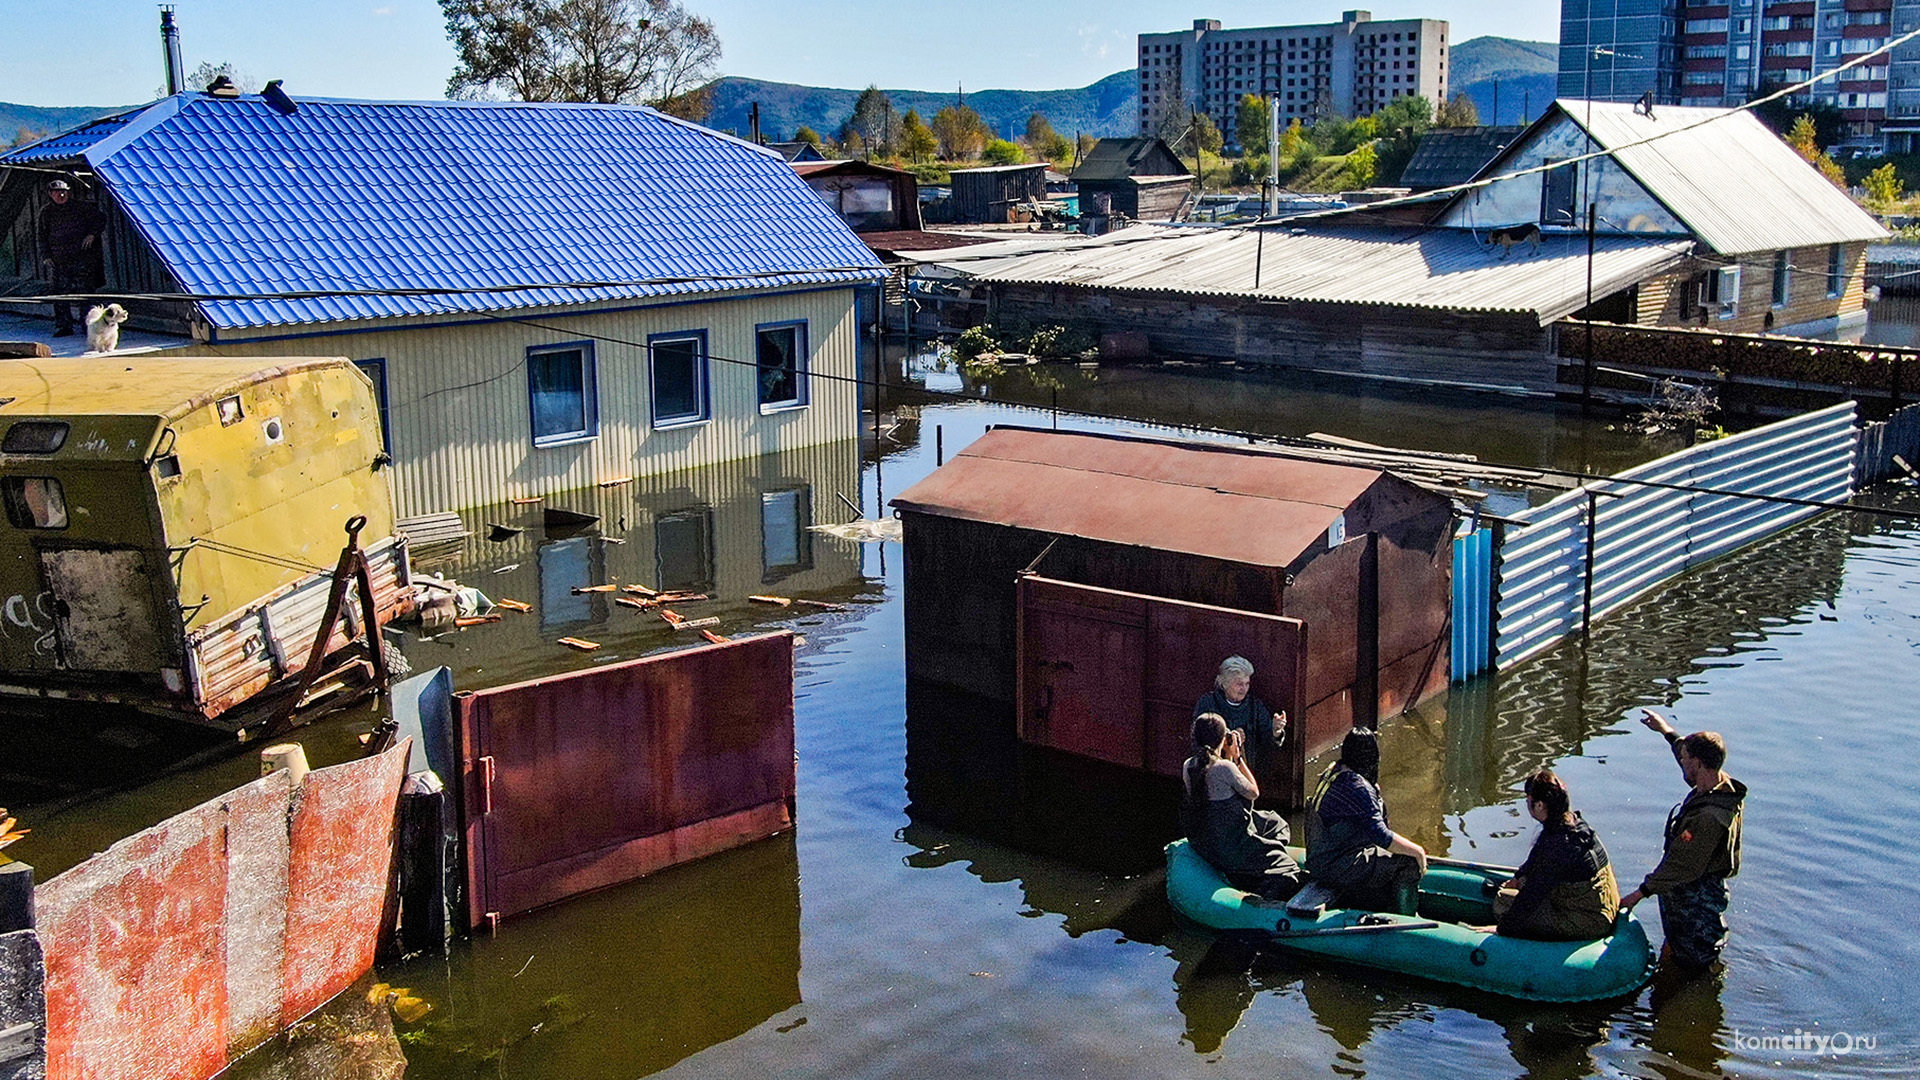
{"left": 1427, "top": 857, "right": 1520, "bottom": 874}
{"left": 1269, "top": 919, "right": 1440, "bottom": 939}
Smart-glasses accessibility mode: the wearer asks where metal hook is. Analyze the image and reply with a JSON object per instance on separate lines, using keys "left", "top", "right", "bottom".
{"left": 344, "top": 514, "right": 368, "bottom": 539}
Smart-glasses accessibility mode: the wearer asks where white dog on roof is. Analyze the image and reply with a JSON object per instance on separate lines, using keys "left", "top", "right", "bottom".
{"left": 84, "top": 303, "right": 128, "bottom": 354}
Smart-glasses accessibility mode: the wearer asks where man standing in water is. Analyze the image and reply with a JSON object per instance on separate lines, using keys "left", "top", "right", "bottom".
{"left": 1620, "top": 709, "right": 1747, "bottom": 974}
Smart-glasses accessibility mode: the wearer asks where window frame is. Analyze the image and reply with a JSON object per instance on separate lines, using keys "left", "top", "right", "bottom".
{"left": 1772, "top": 249, "right": 1791, "bottom": 309}
{"left": 754, "top": 320, "right": 811, "bottom": 413}
{"left": 353, "top": 358, "right": 391, "bottom": 454}
{"left": 525, "top": 340, "right": 599, "bottom": 448}
{"left": 647, "top": 330, "right": 712, "bottom": 429}
{"left": 1827, "top": 243, "right": 1845, "bottom": 299}
{"left": 1540, "top": 159, "right": 1579, "bottom": 228}
{"left": 2, "top": 476, "right": 69, "bottom": 530}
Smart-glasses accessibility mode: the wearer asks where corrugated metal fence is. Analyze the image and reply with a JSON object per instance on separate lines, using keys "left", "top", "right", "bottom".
{"left": 1857, "top": 402, "right": 1920, "bottom": 486}
{"left": 1450, "top": 527, "right": 1494, "bottom": 682}
{"left": 1490, "top": 403, "right": 1858, "bottom": 670}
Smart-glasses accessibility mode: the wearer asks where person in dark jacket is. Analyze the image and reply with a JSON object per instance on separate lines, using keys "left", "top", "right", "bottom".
{"left": 1192, "top": 655, "right": 1285, "bottom": 783}
{"left": 37, "top": 179, "right": 105, "bottom": 337}
{"left": 1477, "top": 770, "right": 1620, "bottom": 941}
{"left": 1181, "top": 712, "right": 1306, "bottom": 900}
{"left": 1304, "top": 728, "right": 1426, "bottom": 915}
{"left": 1620, "top": 709, "right": 1746, "bottom": 972}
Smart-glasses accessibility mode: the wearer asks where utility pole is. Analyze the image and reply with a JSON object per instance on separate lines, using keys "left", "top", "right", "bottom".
{"left": 1265, "top": 93, "right": 1281, "bottom": 218}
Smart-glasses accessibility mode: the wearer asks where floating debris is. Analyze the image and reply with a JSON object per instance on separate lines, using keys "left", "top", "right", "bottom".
{"left": 510, "top": 496, "right": 544, "bottom": 505}
{"left": 454, "top": 614, "right": 502, "bottom": 627}
{"left": 598, "top": 476, "right": 633, "bottom": 488}
{"left": 673, "top": 616, "right": 721, "bottom": 630}
{"left": 811, "top": 518, "right": 902, "bottom": 543}
{"left": 749, "top": 595, "right": 793, "bottom": 607}
{"left": 570, "top": 584, "right": 617, "bottom": 594}
{"left": 558, "top": 637, "right": 601, "bottom": 651}
{"left": 699, "top": 629, "right": 730, "bottom": 644}
{"left": 622, "top": 583, "right": 659, "bottom": 596}
{"left": 613, "top": 596, "right": 652, "bottom": 610}
{"left": 495, "top": 599, "right": 531, "bottom": 613}
{"left": 492, "top": 564, "right": 520, "bottom": 574}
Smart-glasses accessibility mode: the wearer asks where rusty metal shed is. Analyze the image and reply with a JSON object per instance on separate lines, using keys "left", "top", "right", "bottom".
{"left": 893, "top": 427, "right": 1456, "bottom": 803}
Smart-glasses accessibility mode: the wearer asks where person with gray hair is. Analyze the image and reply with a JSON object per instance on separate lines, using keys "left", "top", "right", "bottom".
{"left": 1192, "top": 655, "right": 1285, "bottom": 783}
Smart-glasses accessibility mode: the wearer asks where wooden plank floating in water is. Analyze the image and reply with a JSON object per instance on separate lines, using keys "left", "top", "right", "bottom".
{"left": 749, "top": 595, "right": 793, "bottom": 607}
{"left": 699, "top": 629, "right": 730, "bottom": 644}
{"left": 622, "top": 584, "right": 659, "bottom": 596}
{"left": 613, "top": 596, "right": 652, "bottom": 610}
{"left": 598, "top": 476, "right": 633, "bottom": 488}
{"left": 570, "top": 585, "right": 616, "bottom": 594}
{"left": 558, "top": 637, "right": 601, "bottom": 652}
{"left": 673, "top": 617, "right": 721, "bottom": 631}
{"left": 510, "top": 496, "right": 544, "bottom": 505}
{"left": 454, "top": 614, "right": 501, "bottom": 627}
{"left": 495, "top": 599, "right": 531, "bottom": 612}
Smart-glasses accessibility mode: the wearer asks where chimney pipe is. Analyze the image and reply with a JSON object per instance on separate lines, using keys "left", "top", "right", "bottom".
{"left": 160, "top": 6, "right": 186, "bottom": 96}
{"left": 750, "top": 101, "right": 761, "bottom": 145}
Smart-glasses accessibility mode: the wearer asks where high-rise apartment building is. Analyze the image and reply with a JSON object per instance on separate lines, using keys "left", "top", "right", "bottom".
{"left": 1560, "top": 0, "right": 1906, "bottom": 149}
{"left": 1136, "top": 11, "right": 1450, "bottom": 152}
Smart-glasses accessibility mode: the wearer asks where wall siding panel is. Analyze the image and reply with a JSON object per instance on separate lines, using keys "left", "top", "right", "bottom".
{"left": 173, "top": 287, "right": 862, "bottom": 517}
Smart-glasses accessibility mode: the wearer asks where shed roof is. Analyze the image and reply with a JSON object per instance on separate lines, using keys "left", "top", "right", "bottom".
{"left": 890, "top": 427, "right": 1396, "bottom": 569}
{"left": 1072, "top": 137, "right": 1191, "bottom": 183}
{"left": 0, "top": 356, "right": 353, "bottom": 420}
{"left": 1398, "top": 126, "right": 1524, "bottom": 190}
{"left": 966, "top": 224, "right": 1693, "bottom": 325}
{"left": 0, "top": 93, "right": 885, "bottom": 332}
{"left": 949, "top": 163, "right": 1050, "bottom": 175}
{"left": 1458, "top": 101, "right": 1887, "bottom": 254}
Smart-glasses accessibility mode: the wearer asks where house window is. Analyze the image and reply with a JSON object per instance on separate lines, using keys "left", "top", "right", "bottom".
{"left": 354, "top": 358, "right": 390, "bottom": 453}
{"left": 1772, "top": 250, "right": 1791, "bottom": 308}
{"left": 755, "top": 321, "right": 808, "bottom": 411}
{"left": 2, "top": 477, "right": 68, "bottom": 529}
{"left": 1541, "top": 160, "right": 1578, "bottom": 227}
{"left": 761, "top": 487, "right": 814, "bottom": 583}
{"left": 655, "top": 507, "right": 715, "bottom": 593}
{"left": 1701, "top": 264, "right": 1742, "bottom": 319}
{"left": 1827, "top": 243, "right": 1844, "bottom": 299}
{"left": 649, "top": 331, "right": 709, "bottom": 428}
{"left": 527, "top": 342, "right": 597, "bottom": 446}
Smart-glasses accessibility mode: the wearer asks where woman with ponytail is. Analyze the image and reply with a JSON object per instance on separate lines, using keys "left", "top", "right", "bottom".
{"left": 1480, "top": 769, "right": 1620, "bottom": 941}
{"left": 1181, "top": 712, "right": 1306, "bottom": 900}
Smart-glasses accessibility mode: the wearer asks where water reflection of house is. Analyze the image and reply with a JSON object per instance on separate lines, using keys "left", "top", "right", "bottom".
{"left": 414, "top": 440, "right": 865, "bottom": 690}
{"left": 0, "top": 91, "right": 886, "bottom": 517}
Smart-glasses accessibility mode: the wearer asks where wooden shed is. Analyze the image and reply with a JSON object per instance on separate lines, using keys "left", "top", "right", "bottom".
{"left": 792, "top": 160, "right": 923, "bottom": 233}
{"left": 1071, "top": 138, "right": 1194, "bottom": 222}
{"left": 893, "top": 427, "right": 1456, "bottom": 806}
{"left": 949, "top": 163, "right": 1049, "bottom": 224}
{"left": 0, "top": 356, "right": 409, "bottom": 727}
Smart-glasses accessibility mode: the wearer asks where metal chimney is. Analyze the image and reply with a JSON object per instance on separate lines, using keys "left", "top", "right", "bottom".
{"left": 160, "top": 6, "right": 186, "bottom": 95}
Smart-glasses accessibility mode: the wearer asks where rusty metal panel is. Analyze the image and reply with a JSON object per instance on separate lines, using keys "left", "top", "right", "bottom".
{"left": 458, "top": 633, "right": 797, "bottom": 926}
{"left": 892, "top": 428, "right": 1382, "bottom": 570}
{"left": 40, "top": 548, "right": 166, "bottom": 672}
{"left": 224, "top": 770, "right": 293, "bottom": 1055}
{"left": 282, "top": 743, "right": 409, "bottom": 1022}
{"left": 36, "top": 797, "right": 232, "bottom": 1080}
{"left": 1017, "top": 575, "right": 1312, "bottom": 805}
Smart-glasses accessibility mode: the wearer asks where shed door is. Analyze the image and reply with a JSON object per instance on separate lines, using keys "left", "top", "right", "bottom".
{"left": 1017, "top": 574, "right": 1311, "bottom": 806}
{"left": 41, "top": 548, "right": 166, "bottom": 671}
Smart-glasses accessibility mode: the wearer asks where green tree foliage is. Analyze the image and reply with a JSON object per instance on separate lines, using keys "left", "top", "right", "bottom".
{"left": 792, "top": 125, "right": 823, "bottom": 148}
{"left": 1024, "top": 113, "right": 1072, "bottom": 162}
{"left": 1235, "top": 94, "right": 1270, "bottom": 156}
{"left": 981, "top": 138, "right": 1026, "bottom": 165}
{"left": 1865, "top": 162, "right": 1905, "bottom": 205}
{"left": 1348, "top": 142, "right": 1378, "bottom": 188}
{"left": 848, "top": 86, "right": 899, "bottom": 158}
{"left": 1277, "top": 117, "right": 1306, "bottom": 162}
{"left": 900, "top": 110, "right": 938, "bottom": 163}
{"left": 441, "top": 0, "right": 720, "bottom": 119}
{"left": 932, "top": 103, "right": 987, "bottom": 160}
{"left": 1366, "top": 95, "right": 1433, "bottom": 185}
{"left": 1436, "top": 91, "right": 1480, "bottom": 127}
{"left": 1076, "top": 132, "right": 1098, "bottom": 162}
{"left": 1190, "top": 112, "right": 1223, "bottom": 155}
{"left": 1787, "top": 114, "right": 1848, "bottom": 189}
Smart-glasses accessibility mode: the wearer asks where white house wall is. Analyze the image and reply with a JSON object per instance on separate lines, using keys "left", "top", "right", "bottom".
{"left": 1438, "top": 120, "right": 1688, "bottom": 238}
{"left": 175, "top": 286, "right": 863, "bottom": 517}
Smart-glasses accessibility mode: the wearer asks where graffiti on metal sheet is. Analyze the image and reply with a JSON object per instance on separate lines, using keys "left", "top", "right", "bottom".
{"left": 1, "top": 591, "right": 59, "bottom": 655}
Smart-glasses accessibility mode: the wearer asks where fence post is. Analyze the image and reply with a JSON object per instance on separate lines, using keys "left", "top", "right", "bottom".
{"left": 1581, "top": 489, "right": 1599, "bottom": 643}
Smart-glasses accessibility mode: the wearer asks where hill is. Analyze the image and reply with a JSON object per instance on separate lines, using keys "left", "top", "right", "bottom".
{"left": 2, "top": 103, "right": 128, "bottom": 148}
{"left": 1449, "top": 37, "right": 1557, "bottom": 127}
{"left": 703, "top": 71, "right": 1140, "bottom": 143}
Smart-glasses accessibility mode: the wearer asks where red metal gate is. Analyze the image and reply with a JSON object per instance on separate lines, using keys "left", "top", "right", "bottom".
{"left": 1016, "top": 575, "right": 1311, "bottom": 806}
{"left": 457, "top": 633, "right": 796, "bottom": 927}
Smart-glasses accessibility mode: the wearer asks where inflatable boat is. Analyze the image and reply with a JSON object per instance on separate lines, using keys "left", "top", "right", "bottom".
{"left": 1165, "top": 839, "right": 1655, "bottom": 1002}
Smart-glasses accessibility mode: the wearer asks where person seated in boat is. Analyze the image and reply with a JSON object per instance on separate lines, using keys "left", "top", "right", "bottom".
{"left": 1182, "top": 712, "right": 1308, "bottom": 900}
{"left": 1192, "top": 656, "right": 1285, "bottom": 782}
{"left": 1476, "top": 770, "right": 1620, "bottom": 941}
{"left": 1305, "top": 728, "right": 1426, "bottom": 916}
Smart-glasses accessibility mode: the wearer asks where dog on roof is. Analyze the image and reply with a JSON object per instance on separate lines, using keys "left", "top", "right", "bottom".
{"left": 1485, "top": 223, "right": 1542, "bottom": 259}
{"left": 84, "top": 303, "right": 128, "bottom": 354}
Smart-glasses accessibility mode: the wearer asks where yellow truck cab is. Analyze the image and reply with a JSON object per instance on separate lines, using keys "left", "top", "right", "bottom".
{"left": 0, "top": 356, "right": 409, "bottom": 727}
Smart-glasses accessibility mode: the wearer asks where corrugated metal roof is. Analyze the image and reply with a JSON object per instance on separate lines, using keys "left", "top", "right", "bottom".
{"left": 0, "top": 94, "right": 885, "bottom": 331}
{"left": 948, "top": 163, "right": 1050, "bottom": 175}
{"left": 891, "top": 427, "right": 1391, "bottom": 569}
{"left": 1399, "top": 126, "right": 1524, "bottom": 191}
{"left": 966, "top": 224, "right": 1694, "bottom": 325}
{"left": 1, "top": 108, "right": 145, "bottom": 164}
{"left": 1516, "top": 101, "right": 1885, "bottom": 255}
{"left": 1071, "top": 137, "right": 1190, "bottom": 183}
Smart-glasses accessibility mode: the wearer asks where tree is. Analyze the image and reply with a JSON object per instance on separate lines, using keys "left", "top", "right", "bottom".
{"left": 981, "top": 138, "right": 1025, "bottom": 165}
{"left": 900, "top": 110, "right": 937, "bottom": 163}
{"left": 1024, "top": 112, "right": 1057, "bottom": 148}
{"left": 1749, "top": 91, "right": 1844, "bottom": 148}
{"left": 792, "top": 125, "right": 823, "bottom": 149}
{"left": 1368, "top": 94, "right": 1433, "bottom": 186}
{"left": 1076, "top": 132, "right": 1097, "bottom": 161}
{"left": 1190, "top": 112, "right": 1223, "bottom": 155}
{"left": 1277, "top": 118, "right": 1306, "bottom": 163}
{"left": 157, "top": 60, "right": 258, "bottom": 98}
{"left": 848, "top": 86, "right": 899, "bottom": 158}
{"left": 441, "top": 0, "right": 720, "bottom": 118}
{"left": 7, "top": 127, "right": 48, "bottom": 150}
{"left": 1865, "top": 162, "right": 1905, "bottom": 205}
{"left": 1348, "top": 141, "right": 1378, "bottom": 188}
{"left": 1235, "top": 94, "right": 1270, "bottom": 156}
{"left": 1787, "top": 114, "right": 1848, "bottom": 189}
{"left": 1436, "top": 91, "right": 1480, "bottom": 127}
{"left": 932, "top": 103, "right": 987, "bottom": 160}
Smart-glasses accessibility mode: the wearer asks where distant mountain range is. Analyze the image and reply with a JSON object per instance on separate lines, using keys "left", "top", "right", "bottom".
{"left": 1, "top": 36, "right": 1558, "bottom": 150}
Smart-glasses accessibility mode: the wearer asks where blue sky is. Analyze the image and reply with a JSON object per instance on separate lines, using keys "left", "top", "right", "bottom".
{"left": 1, "top": 1, "right": 1561, "bottom": 107}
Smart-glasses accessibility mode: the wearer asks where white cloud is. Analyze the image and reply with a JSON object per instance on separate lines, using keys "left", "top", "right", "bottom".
{"left": 372, "top": 5, "right": 393, "bottom": 14}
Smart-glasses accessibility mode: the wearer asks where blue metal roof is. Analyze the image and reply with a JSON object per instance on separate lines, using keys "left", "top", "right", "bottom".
{"left": 1, "top": 94, "right": 885, "bottom": 331}
{"left": 4, "top": 107, "right": 146, "bottom": 164}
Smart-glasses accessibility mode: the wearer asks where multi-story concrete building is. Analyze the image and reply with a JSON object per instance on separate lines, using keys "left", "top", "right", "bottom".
{"left": 1560, "top": 0, "right": 1903, "bottom": 149}
{"left": 1137, "top": 11, "right": 1450, "bottom": 151}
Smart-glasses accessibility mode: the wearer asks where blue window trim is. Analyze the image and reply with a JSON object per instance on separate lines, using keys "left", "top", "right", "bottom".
{"left": 754, "top": 319, "right": 810, "bottom": 414}
{"left": 352, "top": 357, "right": 391, "bottom": 454}
{"left": 527, "top": 340, "right": 599, "bottom": 448}
{"left": 647, "top": 329, "right": 711, "bottom": 429}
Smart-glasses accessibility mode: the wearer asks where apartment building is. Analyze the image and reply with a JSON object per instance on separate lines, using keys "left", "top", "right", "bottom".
{"left": 1560, "top": 0, "right": 1906, "bottom": 149}
{"left": 1137, "top": 11, "right": 1449, "bottom": 151}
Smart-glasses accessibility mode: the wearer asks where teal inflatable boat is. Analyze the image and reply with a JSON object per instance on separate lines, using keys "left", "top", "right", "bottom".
{"left": 1165, "top": 839, "right": 1654, "bottom": 1002}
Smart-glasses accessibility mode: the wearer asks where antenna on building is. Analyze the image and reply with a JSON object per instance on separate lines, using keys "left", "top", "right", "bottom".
{"left": 1634, "top": 90, "right": 1656, "bottom": 119}
{"left": 159, "top": 5, "right": 186, "bottom": 96}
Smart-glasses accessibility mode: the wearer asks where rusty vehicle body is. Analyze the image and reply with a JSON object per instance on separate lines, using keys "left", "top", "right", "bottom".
{"left": 0, "top": 357, "right": 409, "bottom": 727}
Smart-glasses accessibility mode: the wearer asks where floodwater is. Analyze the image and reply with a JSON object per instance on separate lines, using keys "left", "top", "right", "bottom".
{"left": 13, "top": 351, "right": 1920, "bottom": 1077}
